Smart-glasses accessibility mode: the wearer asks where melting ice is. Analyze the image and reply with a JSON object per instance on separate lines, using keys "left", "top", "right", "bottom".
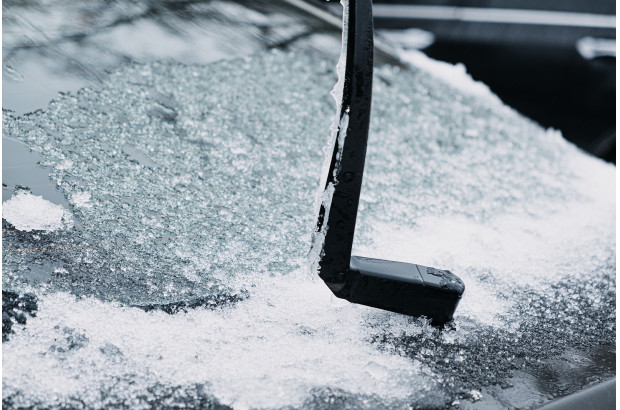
{"left": 2, "top": 51, "right": 615, "bottom": 409}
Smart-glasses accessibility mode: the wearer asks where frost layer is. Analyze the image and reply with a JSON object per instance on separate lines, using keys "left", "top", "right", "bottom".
{"left": 2, "top": 51, "right": 615, "bottom": 409}
{"left": 3, "top": 191, "right": 72, "bottom": 232}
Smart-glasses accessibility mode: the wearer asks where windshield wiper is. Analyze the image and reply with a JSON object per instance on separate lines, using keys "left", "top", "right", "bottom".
{"left": 312, "top": 0, "right": 464, "bottom": 325}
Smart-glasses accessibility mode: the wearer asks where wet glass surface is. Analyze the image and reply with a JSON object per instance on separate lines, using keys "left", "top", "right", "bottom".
{"left": 3, "top": 0, "right": 343, "bottom": 114}
{"left": 2, "top": 1, "right": 615, "bottom": 409}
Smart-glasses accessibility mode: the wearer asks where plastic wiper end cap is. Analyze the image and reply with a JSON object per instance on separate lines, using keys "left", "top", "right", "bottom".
{"left": 338, "top": 256, "right": 465, "bottom": 325}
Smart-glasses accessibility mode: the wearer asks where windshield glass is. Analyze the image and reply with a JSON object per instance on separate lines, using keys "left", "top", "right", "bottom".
{"left": 2, "top": 1, "right": 615, "bottom": 409}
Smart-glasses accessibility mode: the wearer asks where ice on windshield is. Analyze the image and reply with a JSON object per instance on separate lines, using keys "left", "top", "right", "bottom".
{"left": 2, "top": 0, "right": 338, "bottom": 115}
{"left": 2, "top": 50, "right": 615, "bottom": 409}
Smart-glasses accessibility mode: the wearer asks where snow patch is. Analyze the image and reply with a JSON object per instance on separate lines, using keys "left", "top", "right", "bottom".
{"left": 3, "top": 191, "right": 73, "bottom": 232}
{"left": 3, "top": 276, "right": 436, "bottom": 410}
{"left": 377, "top": 28, "right": 435, "bottom": 50}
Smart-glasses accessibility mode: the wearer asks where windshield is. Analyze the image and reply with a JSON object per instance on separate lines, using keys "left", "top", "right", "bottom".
{"left": 2, "top": 1, "right": 615, "bottom": 409}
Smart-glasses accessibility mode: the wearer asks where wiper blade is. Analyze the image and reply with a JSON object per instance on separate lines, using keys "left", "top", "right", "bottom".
{"left": 312, "top": 0, "right": 464, "bottom": 325}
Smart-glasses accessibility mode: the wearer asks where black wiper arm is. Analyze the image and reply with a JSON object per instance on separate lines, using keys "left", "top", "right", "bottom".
{"left": 312, "top": 0, "right": 464, "bottom": 325}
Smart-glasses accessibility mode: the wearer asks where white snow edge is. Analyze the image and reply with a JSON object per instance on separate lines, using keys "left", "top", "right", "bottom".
{"left": 396, "top": 48, "right": 505, "bottom": 108}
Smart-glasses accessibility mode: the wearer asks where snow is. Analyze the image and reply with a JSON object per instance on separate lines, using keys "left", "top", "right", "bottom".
{"left": 310, "top": 1, "right": 351, "bottom": 271}
{"left": 576, "top": 36, "right": 616, "bottom": 60}
{"left": 377, "top": 28, "right": 435, "bottom": 50}
{"left": 2, "top": 49, "right": 615, "bottom": 409}
{"left": 3, "top": 191, "right": 73, "bottom": 232}
{"left": 396, "top": 48, "right": 504, "bottom": 107}
{"left": 376, "top": 23, "right": 504, "bottom": 108}
{"left": 3, "top": 279, "right": 437, "bottom": 410}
